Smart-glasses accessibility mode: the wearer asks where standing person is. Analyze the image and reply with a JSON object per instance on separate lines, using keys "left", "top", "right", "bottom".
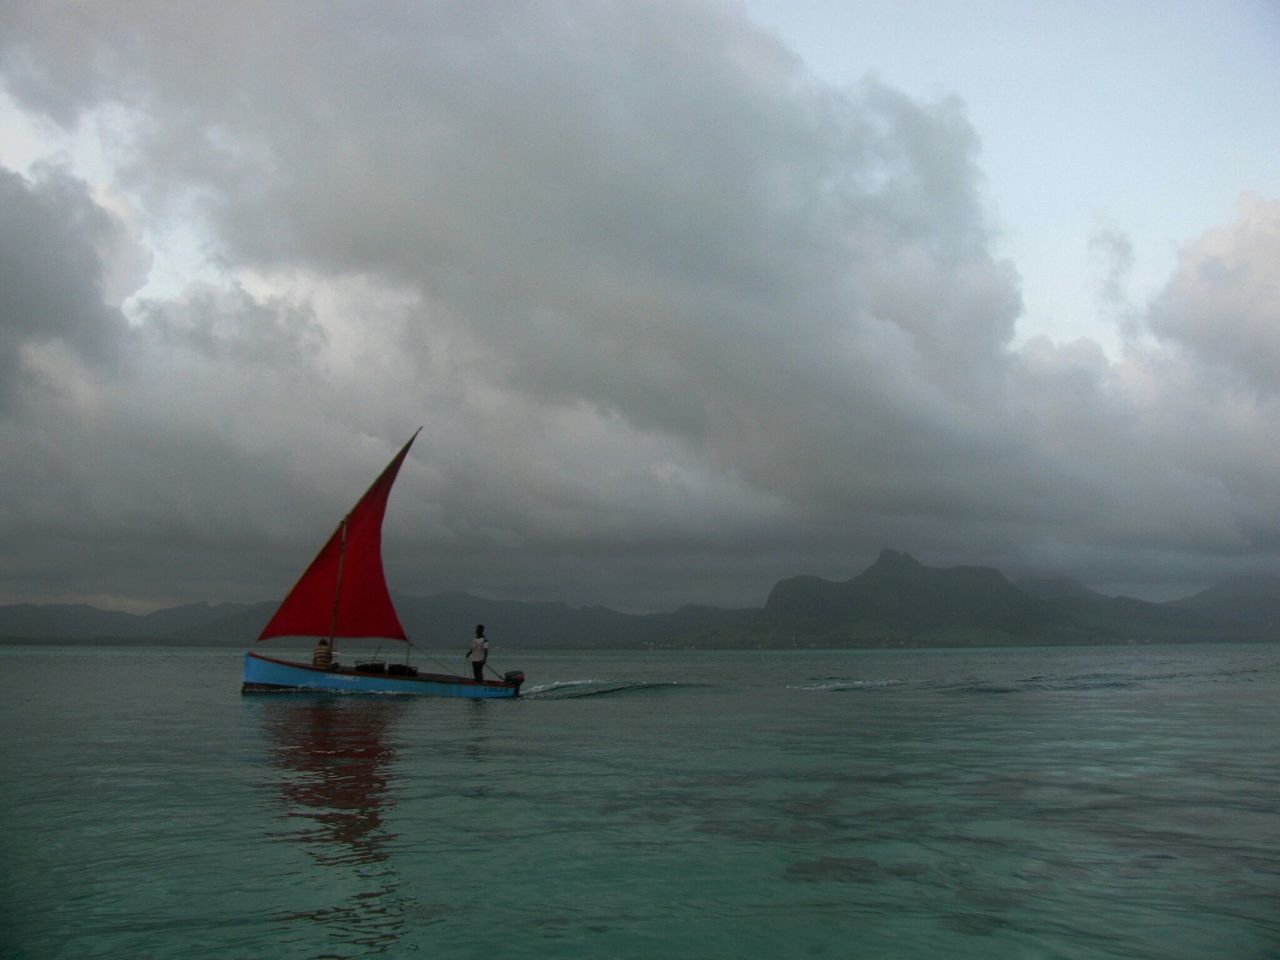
{"left": 466, "top": 624, "right": 488, "bottom": 681}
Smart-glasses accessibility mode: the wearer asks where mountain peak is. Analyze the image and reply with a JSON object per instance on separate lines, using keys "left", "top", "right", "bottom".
{"left": 871, "top": 548, "right": 920, "bottom": 570}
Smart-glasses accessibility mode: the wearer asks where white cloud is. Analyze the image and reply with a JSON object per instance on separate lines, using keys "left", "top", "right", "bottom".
{"left": 1148, "top": 194, "right": 1280, "bottom": 395}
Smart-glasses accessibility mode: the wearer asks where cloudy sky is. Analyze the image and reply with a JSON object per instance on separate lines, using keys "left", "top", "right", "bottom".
{"left": 1, "top": 1, "right": 1278, "bottom": 614}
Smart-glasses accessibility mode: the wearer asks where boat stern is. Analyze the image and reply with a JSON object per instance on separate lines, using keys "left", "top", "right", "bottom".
{"left": 502, "top": 670, "right": 525, "bottom": 696}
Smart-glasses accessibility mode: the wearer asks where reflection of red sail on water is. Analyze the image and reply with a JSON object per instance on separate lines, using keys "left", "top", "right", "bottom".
{"left": 263, "top": 698, "right": 404, "bottom": 864}
{"left": 260, "top": 698, "right": 408, "bottom": 953}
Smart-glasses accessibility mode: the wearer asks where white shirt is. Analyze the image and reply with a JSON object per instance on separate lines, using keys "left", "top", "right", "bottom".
{"left": 468, "top": 636, "right": 489, "bottom": 662}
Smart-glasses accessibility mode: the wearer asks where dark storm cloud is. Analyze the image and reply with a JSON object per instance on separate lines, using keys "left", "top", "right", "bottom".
{"left": 0, "top": 1, "right": 1278, "bottom": 609}
{"left": 0, "top": 164, "right": 128, "bottom": 409}
{"left": 137, "top": 283, "right": 324, "bottom": 366}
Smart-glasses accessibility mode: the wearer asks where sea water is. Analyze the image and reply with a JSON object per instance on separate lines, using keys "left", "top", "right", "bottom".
{"left": 1, "top": 643, "right": 1277, "bottom": 959}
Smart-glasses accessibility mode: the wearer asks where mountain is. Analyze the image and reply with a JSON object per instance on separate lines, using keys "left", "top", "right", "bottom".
{"left": 752, "top": 551, "right": 1267, "bottom": 647}
{"left": 758, "top": 549, "right": 1044, "bottom": 644}
{"left": 3, "top": 549, "right": 1277, "bottom": 648}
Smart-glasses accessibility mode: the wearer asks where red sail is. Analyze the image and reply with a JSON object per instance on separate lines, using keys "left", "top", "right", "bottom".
{"left": 257, "top": 431, "right": 419, "bottom": 642}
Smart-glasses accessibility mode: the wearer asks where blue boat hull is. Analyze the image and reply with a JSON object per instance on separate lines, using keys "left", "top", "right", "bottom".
{"left": 241, "top": 652, "right": 521, "bottom": 698}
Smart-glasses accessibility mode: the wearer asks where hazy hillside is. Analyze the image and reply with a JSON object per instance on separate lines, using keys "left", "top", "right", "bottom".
{"left": 393, "top": 593, "right": 756, "bottom": 650}
{"left": 1170, "top": 574, "right": 1280, "bottom": 630}
{"left": 1014, "top": 577, "right": 1107, "bottom": 601}
{"left": 0, "top": 591, "right": 756, "bottom": 650}
{"left": 0, "top": 601, "right": 264, "bottom": 642}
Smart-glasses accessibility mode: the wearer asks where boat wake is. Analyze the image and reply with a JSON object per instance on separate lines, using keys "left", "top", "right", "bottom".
{"left": 787, "top": 677, "right": 906, "bottom": 692}
{"left": 524, "top": 678, "right": 712, "bottom": 699}
{"left": 1011, "top": 672, "right": 1143, "bottom": 692}
{"left": 789, "top": 673, "right": 1157, "bottom": 694}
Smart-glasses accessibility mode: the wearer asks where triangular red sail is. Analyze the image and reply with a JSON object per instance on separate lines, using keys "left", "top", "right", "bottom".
{"left": 258, "top": 431, "right": 420, "bottom": 642}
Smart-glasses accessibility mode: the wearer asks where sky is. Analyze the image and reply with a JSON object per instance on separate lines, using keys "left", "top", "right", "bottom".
{"left": 1, "top": 0, "right": 1278, "bottom": 614}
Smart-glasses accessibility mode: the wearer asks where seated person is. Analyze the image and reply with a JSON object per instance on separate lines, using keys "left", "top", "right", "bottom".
{"left": 312, "top": 638, "right": 334, "bottom": 669}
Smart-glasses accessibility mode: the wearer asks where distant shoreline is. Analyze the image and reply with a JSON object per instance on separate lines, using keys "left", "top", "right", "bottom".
{"left": 4, "top": 635, "right": 1276, "bottom": 651}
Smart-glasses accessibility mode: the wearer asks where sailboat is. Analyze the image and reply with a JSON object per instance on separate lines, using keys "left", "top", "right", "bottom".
{"left": 242, "top": 430, "right": 524, "bottom": 698}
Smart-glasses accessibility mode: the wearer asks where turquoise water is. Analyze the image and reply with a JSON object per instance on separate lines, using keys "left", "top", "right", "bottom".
{"left": 1, "top": 643, "right": 1277, "bottom": 959}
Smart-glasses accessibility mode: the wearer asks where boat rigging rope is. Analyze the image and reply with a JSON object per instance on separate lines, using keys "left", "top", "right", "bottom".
{"left": 411, "top": 642, "right": 462, "bottom": 677}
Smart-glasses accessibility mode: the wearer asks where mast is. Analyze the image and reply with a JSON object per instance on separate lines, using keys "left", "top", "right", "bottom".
{"left": 328, "top": 517, "right": 349, "bottom": 656}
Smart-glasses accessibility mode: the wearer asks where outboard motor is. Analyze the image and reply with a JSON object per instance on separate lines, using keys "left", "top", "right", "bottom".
{"left": 504, "top": 670, "right": 525, "bottom": 697}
